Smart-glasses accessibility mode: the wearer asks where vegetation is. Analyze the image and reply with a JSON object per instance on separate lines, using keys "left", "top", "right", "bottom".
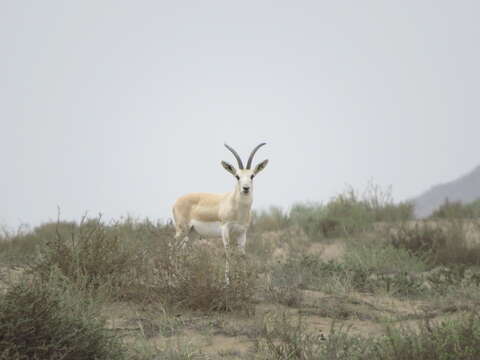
{"left": 0, "top": 271, "right": 124, "bottom": 360}
{"left": 390, "top": 219, "right": 480, "bottom": 267}
{"left": 1, "top": 184, "right": 480, "bottom": 358}
{"left": 29, "top": 216, "right": 256, "bottom": 311}
{"left": 255, "top": 312, "right": 480, "bottom": 360}
{"left": 289, "top": 183, "right": 414, "bottom": 240}
{"left": 431, "top": 198, "right": 480, "bottom": 219}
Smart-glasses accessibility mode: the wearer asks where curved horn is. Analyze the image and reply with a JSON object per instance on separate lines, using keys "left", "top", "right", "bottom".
{"left": 246, "top": 142, "right": 266, "bottom": 169}
{"left": 224, "top": 143, "right": 244, "bottom": 169}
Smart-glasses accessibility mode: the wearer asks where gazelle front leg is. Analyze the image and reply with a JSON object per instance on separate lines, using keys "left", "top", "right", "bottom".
{"left": 237, "top": 231, "right": 247, "bottom": 256}
{"left": 221, "top": 224, "right": 232, "bottom": 284}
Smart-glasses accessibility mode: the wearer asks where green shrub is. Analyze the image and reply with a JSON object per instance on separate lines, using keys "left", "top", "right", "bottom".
{"left": 0, "top": 230, "right": 38, "bottom": 265}
{"left": 29, "top": 216, "right": 255, "bottom": 311}
{"left": 254, "top": 311, "right": 480, "bottom": 360}
{"left": 369, "top": 313, "right": 480, "bottom": 360}
{"left": 251, "top": 206, "right": 290, "bottom": 232}
{"left": 361, "top": 182, "right": 414, "bottom": 222}
{"left": 344, "top": 237, "right": 428, "bottom": 275}
{"left": 269, "top": 237, "right": 428, "bottom": 298}
{"left": 254, "top": 312, "right": 325, "bottom": 359}
{"left": 289, "top": 184, "right": 414, "bottom": 241}
{"left": 161, "top": 248, "right": 256, "bottom": 312}
{"left": 343, "top": 237, "right": 428, "bottom": 296}
{"left": 431, "top": 198, "right": 480, "bottom": 219}
{"left": 0, "top": 272, "right": 124, "bottom": 360}
{"left": 390, "top": 220, "right": 480, "bottom": 267}
{"left": 289, "top": 202, "right": 332, "bottom": 240}
{"left": 33, "top": 216, "right": 145, "bottom": 291}
{"left": 325, "top": 189, "right": 374, "bottom": 235}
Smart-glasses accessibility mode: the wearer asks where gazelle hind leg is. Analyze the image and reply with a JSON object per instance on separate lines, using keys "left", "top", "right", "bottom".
{"left": 174, "top": 225, "right": 191, "bottom": 249}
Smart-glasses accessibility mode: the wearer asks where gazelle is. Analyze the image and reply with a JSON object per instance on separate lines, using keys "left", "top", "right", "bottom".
{"left": 172, "top": 143, "right": 268, "bottom": 282}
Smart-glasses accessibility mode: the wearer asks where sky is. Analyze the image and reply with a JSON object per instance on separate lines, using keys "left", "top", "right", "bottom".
{"left": 1, "top": 1, "right": 479, "bottom": 228}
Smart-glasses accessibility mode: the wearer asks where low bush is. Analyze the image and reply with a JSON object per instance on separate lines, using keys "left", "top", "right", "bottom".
{"left": 289, "top": 202, "right": 340, "bottom": 240}
{"left": 268, "top": 236, "right": 428, "bottom": 299}
{"left": 33, "top": 216, "right": 147, "bottom": 292}
{"left": 254, "top": 312, "right": 326, "bottom": 359}
{"left": 158, "top": 247, "right": 256, "bottom": 312}
{"left": 0, "top": 271, "right": 124, "bottom": 360}
{"left": 431, "top": 198, "right": 480, "bottom": 219}
{"left": 370, "top": 313, "right": 480, "bottom": 360}
{"left": 390, "top": 220, "right": 480, "bottom": 267}
{"left": 289, "top": 184, "right": 414, "bottom": 241}
{"left": 30, "top": 216, "right": 255, "bottom": 311}
{"left": 254, "top": 311, "right": 480, "bottom": 360}
{"left": 0, "top": 221, "right": 76, "bottom": 265}
{"left": 251, "top": 206, "right": 290, "bottom": 232}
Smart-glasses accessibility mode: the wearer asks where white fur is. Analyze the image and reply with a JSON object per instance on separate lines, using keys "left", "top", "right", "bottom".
{"left": 190, "top": 220, "right": 222, "bottom": 237}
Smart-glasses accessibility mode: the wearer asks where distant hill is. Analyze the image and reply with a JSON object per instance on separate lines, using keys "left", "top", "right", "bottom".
{"left": 413, "top": 165, "right": 480, "bottom": 218}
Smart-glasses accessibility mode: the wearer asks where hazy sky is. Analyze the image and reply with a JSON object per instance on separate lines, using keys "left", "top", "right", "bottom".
{"left": 2, "top": 1, "right": 479, "bottom": 228}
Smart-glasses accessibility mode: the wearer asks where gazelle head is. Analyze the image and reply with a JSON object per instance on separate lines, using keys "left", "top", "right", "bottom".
{"left": 221, "top": 143, "right": 269, "bottom": 195}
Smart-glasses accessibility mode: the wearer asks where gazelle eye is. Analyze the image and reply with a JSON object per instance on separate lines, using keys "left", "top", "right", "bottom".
{"left": 250, "top": 175, "right": 255, "bottom": 180}
{"left": 235, "top": 175, "right": 240, "bottom": 180}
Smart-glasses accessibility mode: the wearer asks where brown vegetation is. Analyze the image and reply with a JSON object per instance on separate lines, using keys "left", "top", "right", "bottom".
{"left": 1, "top": 186, "right": 480, "bottom": 359}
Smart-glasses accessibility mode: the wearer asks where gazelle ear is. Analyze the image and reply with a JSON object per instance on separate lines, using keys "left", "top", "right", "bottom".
{"left": 221, "top": 161, "right": 236, "bottom": 176}
{"left": 254, "top": 159, "right": 269, "bottom": 175}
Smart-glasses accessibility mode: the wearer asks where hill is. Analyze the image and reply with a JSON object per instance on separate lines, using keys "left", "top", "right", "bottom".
{"left": 414, "top": 164, "right": 480, "bottom": 218}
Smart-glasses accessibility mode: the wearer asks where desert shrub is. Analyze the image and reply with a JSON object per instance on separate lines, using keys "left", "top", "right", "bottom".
{"left": 368, "top": 313, "right": 480, "bottom": 360}
{"left": 324, "top": 188, "right": 374, "bottom": 235}
{"left": 0, "top": 221, "right": 76, "bottom": 265}
{"left": 255, "top": 313, "right": 373, "bottom": 359}
{"left": 468, "top": 199, "right": 480, "bottom": 216}
{"left": 342, "top": 237, "right": 428, "bottom": 296}
{"left": 390, "top": 220, "right": 480, "bottom": 267}
{"left": 325, "top": 185, "right": 413, "bottom": 234}
{"left": 265, "top": 262, "right": 305, "bottom": 307}
{"left": 160, "top": 248, "right": 256, "bottom": 312}
{"left": 30, "top": 216, "right": 255, "bottom": 311}
{"left": 268, "top": 253, "right": 361, "bottom": 299}
{"left": 361, "top": 182, "right": 414, "bottom": 222}
{"left": 0, "top": 229, "right": 38, "bottom": 265}
{"left": 254, "top": 311, "right": 480, "bottom": 360}
{"left": 245, "top": 231, "right": 276, "bottom": 264}
{"left": 247, "top": 226, "right": 310, "bottom": 275}
{"left": 251, "top": 206, "right": 290, "bottom": 232}
{"left": 289, "top": 184, "right": 413, "bottom": 241}
{"left": 289, "top": 202, "right": 332, "bottom": 241}
{"left": 0, "top": 271, "right": 124, "bottom": 360}
{"left": 344, "top": 237, "right": 427, "bottom": 275}
{"left": 269, "top": 237, "right": 428, "bottom": 298}
{"left": 254, "top": 312, "right": 326, "bottom": 359}
{"left": 33, "top": 216, "right": 146, "bottom": 292}
{"left": 268, "top": 253, "right": 327, "bottom": 291}
{"left": 112, "top": 220, "right": 256, "bottom": 311}
{"left": 431, "top": 198, "right": 480, "bottom": 219}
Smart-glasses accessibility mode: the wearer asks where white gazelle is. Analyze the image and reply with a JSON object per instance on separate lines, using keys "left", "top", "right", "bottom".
{"left": 172, "top": 143, "right": 269, "bottom": 282}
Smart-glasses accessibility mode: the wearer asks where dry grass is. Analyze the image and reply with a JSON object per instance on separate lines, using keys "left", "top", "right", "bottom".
{"left": 1, "top": 194, "right": 480, "bottom": 359}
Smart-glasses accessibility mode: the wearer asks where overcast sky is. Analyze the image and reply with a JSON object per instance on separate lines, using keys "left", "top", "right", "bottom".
{"left": 1, "top": 1, "right": 479, "bottom": 228}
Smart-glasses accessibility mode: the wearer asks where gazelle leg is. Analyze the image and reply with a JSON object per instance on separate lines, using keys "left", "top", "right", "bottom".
{"left": 237, "top": 231, "right": 247, "bottom": 256}
{"left": 174, "top": 226, "right": 190, "bottom": 249}
{"left": 221, "top": 224, "right": 231, "bottom": 284}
